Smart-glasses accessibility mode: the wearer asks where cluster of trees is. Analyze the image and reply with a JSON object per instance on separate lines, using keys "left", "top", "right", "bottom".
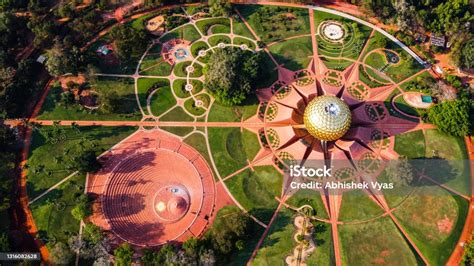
{"left": 427, "top": 93, "right": 472, "bottom": 137}
{"left": 0, "top": 125, "right": 18, "bottom": 252}
{"left": 205, "top": 47, "right": 262, "bottom": 106}
{"left": 353, "top": 0, "right": 473, "bottom": 69}
{"left": 50, "top": 222, "right": 109, "bottom": 265}
{"left": 462, "top": 233, "right": 474, "bottom": 265}
{"left": 109, "top": 24, "right": 149, "bottom": 63}
{"left": 112, "top": 207, "right": 253, "bottom": 265}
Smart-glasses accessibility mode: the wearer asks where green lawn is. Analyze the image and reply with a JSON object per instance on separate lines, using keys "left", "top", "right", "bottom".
{"left": 208, "top": 127, "right": 251, "bottom": 177}
{"left": 184, "top": 97, "right": 206, "bottom": 116}
{"left": 225, "top": 166, "right": 282, "bottom": 223}
{"left": 173, "top": 61, "right": 203, "bottom": 78}
{"left": 306, "top": 220, "right": 334, "bottom": 265}
{"left": 269, "top": 36, "right": 313, "bottom": 71}
{"left": 232, "top": 17, "right": 255, "bottom": 40}
{"left": 394, "top": 186, "right": 468, "bottom": 265}
{"left": 183, "top": 133, "right": 218, "bottom": 180}
{"left": 30, "top": 173, "right": 85, "bottom": 246}
{"left": 195, "top": 18, "right": 230, "bottom": 35}
{"left": 208, "top": 35, "right": 232, "bottom": 46}
{"left": 338, "top": 189, "right": 384, "bottom": 222}
{"left": 423, "top": 129, "right": 470, "bottom": 195}
{"left": 158, "top": 106, "right": 194, "bottom": 136}
{"left": 320, "top": 57, "right": 354, "bottom": 71}
{"left": 253, "top": 207, "right": 295, "bottom": 264}
{"left": 172, "top": 79, "right": 203, "bottom": 99}
{"left": 149, "top": 85, "right": 177, "bottom": 117}
{"left": 160, "top": 24, "right": 201, "bottom": 43}
{"left": 27, "top": 126, "right": 137, "bottom": 199}
{"left": 38, "top": 77, "right": 141, "bottom": 121}
{"left": 286, "top": 189, "right": 329, "bottom": 219}
{"left": 394, "top": 130, "right": 425, "bottom": 159}
{"left": 236, "top": 5, "right": 310, "bottom": 43}
{"left": 233, "top": 37, "right": 257, "bottom": 50}
{"left": 208, "top": 95, "right": 259, "bottom": 122}
{"left": 339, "top": 217, "right": 419, "bottom": 265}
{"left": 137, "top": 78, "right": 170, "bottom": 115}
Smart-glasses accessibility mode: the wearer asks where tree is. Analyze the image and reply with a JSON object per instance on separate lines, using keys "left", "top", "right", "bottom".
{"left": 45, "top": 41, "right": 84, "bottom": 77}
{"left": 208, "top": 208, "right": 251, "bottom": 255}
{"left": 0, "top": 232, "right": 9, "bottom": 252}
{"left": 114, "top": 243, "right": 134, "bottom": 266}
{"left": 141, "top": 249, "right": 160, "bottom": 265}
{"left": 73, "top": 149, "right": 101, "bottom": 173}
{"left": 83, "top": 222, "right": 102, "bottom": 245}
{"left": 109, "top": 24, "right": 149, "bottom": 63}
{"left": 100, "top": 90, "right": 121, "bottom": 114}
{"left": 71, "top": 194, "right": 92, "bottom": 220}
{"left": 209, "top": 0, "right": 231, "bottom": 17}
{"left": 427, "top": 97, "right": 472, "bottom": 137}
{"left": 49, "top": 242, "right": 74, "bottom": 265}
{"left": 205, "top": 48, "right": 261, "bottom": 106}
{"left": 462, "top": 234, "right": 474, "bottom": 265}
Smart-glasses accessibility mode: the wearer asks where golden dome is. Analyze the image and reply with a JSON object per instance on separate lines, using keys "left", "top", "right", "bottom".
{"left": 303, "top": 96, "right": 351, "bottom": 141}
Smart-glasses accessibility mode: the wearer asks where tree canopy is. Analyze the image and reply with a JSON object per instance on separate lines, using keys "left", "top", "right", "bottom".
{"left": 110, "top": 24, "right": 149, "bottom": 63}
{"left": 205, "top": 48, "right": 261, "bottom": 106}
{"left": 114, "top": 243, "right": 134, "bottom": 266}
{"left": 428, "top": 96, "right": 473, "bottom": 137}
{"left": 209, "top": 0, "right": 232, "bottom": 17}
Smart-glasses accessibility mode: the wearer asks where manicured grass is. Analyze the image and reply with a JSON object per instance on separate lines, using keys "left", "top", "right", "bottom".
{"left": 256, "top": 52, "right": 278, "bottom": 88}
{"left": 208, "top": 95, "right": 259, "bottom": 122}
{"left": 30, "top": 173, "right": 85, "bottom": 246}
{"left": 225, "top": 166, "right": 282, "bottom": 223}
{"left": 394, "top": 186, "right": 469, "bottom": 265}
{"left": 38, "top": 77, "right": 141, "bottom": 121}
{"left": 338, "top": 189, "right": 384, "bottom": 221}
{"left": 338, "top": 217, "right": 419, "bottom": 265}
{"left": 424, "top": 129, "right": 470, "bottom": 195}
{"left": 158, "top": 106, "right": 193, "bottom": 136}
{"left": 236, "top": 5, "right": 310, "bottom": 43}
{"left": 269, "top": 36, "right": 313, "bottom": 71}
{"left": 172, "top": 79, "right": 203, "bottom": 99}
{"left": 160, "top": 24, "right": 201, "bottom": 43}
{"left": 253, "top": 207, "right": 294, "bottom": 264}
{"left": 286, "top": 189, "right": 329, "bottom": 219}
{"left": 232, "top": 17, "right": 255, "bottom": 40}
{"left": 385, "top": 50, "right": 424, "bottom": 83}
{"left": 184, "top": 96, "right": 207, "bottom": 116}
{"left": 208, "top": 35, "right": 231, "bottom": 46}
{"left": 195, "top": 18, "right": 230, "bottom": 35}
{"left": 394, "top": 94, "right": 419, "bottom": 117}
{"left": 183, "top": 133, "right": 218, "bottom": 180}
{"left": 314, "top": 10, "right": 372, "bottom": 60}
{"left": 233, "top": 37, "right": 256, "bottom": 50}
{"left": 27, "top": 126, "right": 137, "bottom": 199}
{"left": 394, "top": 130, "right": 425, "bottom": 159}
{"left": 149, "top": 85, "right": 176, "bottom": 117}
{"left": 242, "top": 129, "right": 261, "bottom": 161}
{"left": 208, "top": 127, "right": 250, "bottom": 177}
{"left": 159, "top": 106, "right": 193, "bottom": 122}
{"left": 140, "top": 57, "right": 172, "bottom": 76}
{"left": 359, "top": 65, "right": 387, "bottom": 88}
{"left": 137, "top": 78, "right": 169, "bottom": 115}
{"left": 320, "top": 57, "right": 354, "bottom": 71}
{"left": 364, "top": 51, "right": 387, "bottom": 70}
{"left": 190, "top": 41, "right": 210, "bottom": 57}
{"left": 173, "top": 61, "right": 203, "bottom": 77}
{"left": 306, "top": 221, "right": 334, "bottom": 266}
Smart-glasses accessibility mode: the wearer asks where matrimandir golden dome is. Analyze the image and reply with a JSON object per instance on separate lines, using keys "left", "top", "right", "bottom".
{"left": 303, "top": 95, "right": 351, "bottom": 141}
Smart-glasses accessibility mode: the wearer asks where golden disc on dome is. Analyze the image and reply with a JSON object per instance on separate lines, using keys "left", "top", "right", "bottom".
{"left": 303, "top": 95, "right": 351, "bottom": 141}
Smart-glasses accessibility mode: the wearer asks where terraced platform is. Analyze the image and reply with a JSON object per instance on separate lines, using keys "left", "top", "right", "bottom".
{"left": 87, "top": 130, "right": 216, "bottom": 246}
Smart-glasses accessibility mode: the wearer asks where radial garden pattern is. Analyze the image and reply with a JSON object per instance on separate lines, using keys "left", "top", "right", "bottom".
{"left": 26, "top": 4, "right": 470, "bottom": 266}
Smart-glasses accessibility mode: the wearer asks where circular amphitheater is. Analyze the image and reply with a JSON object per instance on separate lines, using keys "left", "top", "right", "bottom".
{"left": 90, "top": 131, "right": 215, "bottom": 247}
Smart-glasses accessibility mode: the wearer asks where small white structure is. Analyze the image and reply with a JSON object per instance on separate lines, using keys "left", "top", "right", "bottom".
{"left": 36, "top": 55, "right": 46, "bottom": 64}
